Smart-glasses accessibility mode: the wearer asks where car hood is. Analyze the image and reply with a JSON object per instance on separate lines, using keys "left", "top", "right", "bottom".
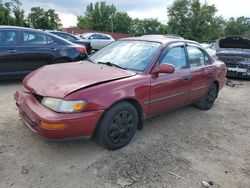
{"left": 23, "top": 61, "right": 137, "bottom": 98}
{"left": 218, "top": 36, "right": 250, "bottom": 50}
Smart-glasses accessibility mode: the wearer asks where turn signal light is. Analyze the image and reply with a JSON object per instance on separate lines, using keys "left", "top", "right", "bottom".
{"left": 73, "top": 102, "right": 85, "bottom": 111}
{"left": 40, "top": 122, "right": 68, "bottom": 130}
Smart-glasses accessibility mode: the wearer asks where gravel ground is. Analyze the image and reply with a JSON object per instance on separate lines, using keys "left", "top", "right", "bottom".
{"left": 0, "top": 79, "right": 249, "bottom": 188}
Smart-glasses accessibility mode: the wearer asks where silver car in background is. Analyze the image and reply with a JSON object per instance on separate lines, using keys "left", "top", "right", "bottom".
{"left": 78, "top": 33, "right": 115, "bottom": 51}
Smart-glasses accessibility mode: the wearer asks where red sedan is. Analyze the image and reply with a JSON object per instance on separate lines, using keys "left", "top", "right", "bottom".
{"left": 14, "top": 35, "right": 227, "bottom": 150}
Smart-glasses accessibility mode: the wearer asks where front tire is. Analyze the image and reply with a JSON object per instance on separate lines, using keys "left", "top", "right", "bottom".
{"left": 95, "top": 101, "right": 138, "bottom": 150}
{"left": 196, "top": 83, "right": 218, "bottom": 110}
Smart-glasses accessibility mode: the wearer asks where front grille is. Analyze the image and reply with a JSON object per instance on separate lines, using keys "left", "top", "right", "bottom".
{"left": 32, "top": 93, "right": 43, "bottom": 103}
{"left": 217, "top": 53, "right": 250, "bottom": 68}
{"left": 239, "top": 64, "right": 249, "bottom": 69}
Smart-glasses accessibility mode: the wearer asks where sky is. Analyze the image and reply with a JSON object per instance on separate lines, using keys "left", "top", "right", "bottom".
{"left": 15, "top": 0, "right": 250, "bottom": 27}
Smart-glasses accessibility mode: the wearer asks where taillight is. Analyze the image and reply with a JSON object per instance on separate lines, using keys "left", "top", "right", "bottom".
{"left": 74, "top": 46, "right": 86, "bottom": 53}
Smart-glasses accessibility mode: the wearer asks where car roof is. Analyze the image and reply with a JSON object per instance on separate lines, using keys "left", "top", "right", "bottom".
{"left": 81, "top": 32, "right": 112, "bottom": 37}
{"left": 120, "top": 35, "right": 201, "bottom": 47}
{"left": 0, "top": 25, "right": 75, "bottom": 45}
{"left": 0, "top": 25, "right": 45, "bottom": 32}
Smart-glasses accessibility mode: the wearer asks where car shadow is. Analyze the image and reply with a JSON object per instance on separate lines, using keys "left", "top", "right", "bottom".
{"left": 0, "top": 78, "right": 23, "bottom": 86}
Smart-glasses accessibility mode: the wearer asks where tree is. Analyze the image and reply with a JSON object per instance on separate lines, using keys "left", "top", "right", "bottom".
{"left": 45, "top": 9, "right": 62, "bottom": 30}
{"left": 77, "top": 2, "right": 116, "bottom": 32}
{"left": 113, "top": 12, "right": 132, "bottom": 33}
{"left": 28, "top": 7, "right": 61, "bottom": 30}
{"left": 0, "top": 1, "right": 14, "bottom": 25}
{"left": 167, "top": 0, "right": 192, "bottom": 39}
{"left": 129, "top": 18, "right": 163, "bottom": 36}
{"left": 224, "top": 17, "right": 250, "bottom": 37}
{"left": 11, "top": 0, "right": 27, "bottom": 26}
{"left": 167, "top": 0, "right": 224, "bottom": 41}
{"left": 0, "top": 0, "right": 27, "bottom": 26}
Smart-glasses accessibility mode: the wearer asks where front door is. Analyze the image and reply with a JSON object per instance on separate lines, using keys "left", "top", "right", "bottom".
{"left": 148, "top": 44, "right": 191, "bottom": 116}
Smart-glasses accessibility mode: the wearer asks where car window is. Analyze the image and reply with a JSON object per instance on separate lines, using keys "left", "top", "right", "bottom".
{"left": 47, "top": 35, "right": 57, "bottom": 45}
{"left": 99, "top": 34, "right": 111, "bottom": 40}
{"left": 90, "top": 34, "right": 110, "bottom": 40}
{"left": 187, "top": 46, "right": 205, "bottom": 68}
{"left": 160, "top": 46, "right": 187, "bottom": 70}
{"left": 204, "top": 52, "right": 212, "bottom": 65}
{"left": 0, "top": 30, "right": 18, "bottom": 46}
{"left": 23, "top": 32, "right": 47, "bottom": 45}
{"left": 56, "top": 33, "right": 76, "bottom": 41}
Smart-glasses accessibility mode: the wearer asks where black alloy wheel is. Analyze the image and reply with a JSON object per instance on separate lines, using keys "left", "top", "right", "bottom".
{"left": 196, "top": 83, "right": 218, "bottom": 110}
{"left": 95, "top": 101, "right": 138, "bottom": 150}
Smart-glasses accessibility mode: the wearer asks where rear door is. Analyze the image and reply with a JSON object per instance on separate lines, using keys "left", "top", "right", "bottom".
{"left": 149, "top": 43, "right": 191, "bottom": 116}
{"left": 19, "top": 31, "right": 54, "bottom": 71}
{"left": 186, "top": 44, "right": 216, "bottom": 102}
{"left": 0, "top": 29, "right": 22, "bottom": 75}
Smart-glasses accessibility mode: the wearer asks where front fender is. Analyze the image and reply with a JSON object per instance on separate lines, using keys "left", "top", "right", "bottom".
{"left": 65, "top": 74, "right": 151, "bottom": 116}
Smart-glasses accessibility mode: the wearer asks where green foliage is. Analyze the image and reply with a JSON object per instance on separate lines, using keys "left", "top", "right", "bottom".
{"left": 28, "top": 7, "right": 62, "bottom": 30}
{"left": 113, "top": 12, "right": 132, "bottom": 33}
{"left": 167, "top": 0, "right": 192, "bottom": 39}
{"left": 129, "top": 18, "right": 164, "bottom": 36}
{"left": 0, "top": 1, "right": 14, "bottom": 25}
{"left": 224, "top": 17, "right": 250, "bottom": 37}
{"left": 0, "top": 0, "right": 27, "bottom": 26}
{"left": 77, "top": 1, "right": 116, "bottom": 32}
{"left": 12, "top": 0, "right": 27, "bottom": 26}
{"left": 167, "top": 0, "right": 225, "bottom": 41}
{"left": 0, "top": 0, "right": 61, "bottom": 29}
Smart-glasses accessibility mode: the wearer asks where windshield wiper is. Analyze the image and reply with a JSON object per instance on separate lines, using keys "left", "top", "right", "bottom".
{"left": 97, "top": 61, "right": 126, "bottom": 70}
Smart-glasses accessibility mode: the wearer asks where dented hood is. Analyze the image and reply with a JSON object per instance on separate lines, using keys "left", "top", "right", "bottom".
{"left": 23, "top": 61, "right": 137, "bottom": 98}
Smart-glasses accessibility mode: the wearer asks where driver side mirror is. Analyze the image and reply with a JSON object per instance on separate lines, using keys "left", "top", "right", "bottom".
{"left": 152, "top": 64, "right": 175, "bottom": 74}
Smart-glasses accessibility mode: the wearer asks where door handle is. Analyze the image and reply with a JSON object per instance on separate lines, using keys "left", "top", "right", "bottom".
{"left": 8, "top": 49, "right": 18, "bottom": 53}
{"left": 183, "top": 75, "right": 190, "bottom": 80}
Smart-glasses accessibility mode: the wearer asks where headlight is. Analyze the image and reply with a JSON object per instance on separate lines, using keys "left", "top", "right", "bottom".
{"left": 42, "top": 97, "right": 87, "bottom": 113}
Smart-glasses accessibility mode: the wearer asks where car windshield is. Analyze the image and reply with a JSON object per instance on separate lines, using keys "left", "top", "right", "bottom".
{"left": 88, "top": 40, "right": 161, "bottom": 71}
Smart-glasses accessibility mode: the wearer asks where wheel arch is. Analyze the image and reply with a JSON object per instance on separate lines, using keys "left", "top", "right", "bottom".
{"left": 213, "top": 80, "right": 220, "bottom": 97}
{"left": 93, "top": 98, "right": 144, "bottom": 138}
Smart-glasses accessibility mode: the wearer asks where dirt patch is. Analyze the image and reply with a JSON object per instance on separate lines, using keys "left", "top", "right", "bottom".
{"left": 0, "top": 79, "right": 249, "bottom": 188}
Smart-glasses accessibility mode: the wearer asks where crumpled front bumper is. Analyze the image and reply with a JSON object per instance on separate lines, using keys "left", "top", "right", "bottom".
{"left": 14, "top": 90, "right": 104, "bottom": 140}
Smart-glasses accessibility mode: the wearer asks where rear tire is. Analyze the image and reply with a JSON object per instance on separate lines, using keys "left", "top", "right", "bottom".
{"left": 95, "top": 101, "right": 138, "bottom": 150}
{"left": 196, "top": 83, "right": 218, "bottom": 110}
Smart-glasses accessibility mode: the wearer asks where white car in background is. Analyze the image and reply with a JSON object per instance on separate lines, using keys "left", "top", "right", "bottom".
{"left": 200, "top": 43, "right": 216, "bottom": 57}
{"left": 78, "top": 33, "right": 115, "bottom": 51}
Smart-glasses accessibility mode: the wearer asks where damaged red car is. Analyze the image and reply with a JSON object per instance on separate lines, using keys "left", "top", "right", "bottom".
{"left": 14, "top": 35, "right": 227, "bottom": 150}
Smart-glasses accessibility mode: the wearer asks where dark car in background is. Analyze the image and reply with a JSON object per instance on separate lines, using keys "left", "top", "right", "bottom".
{"left": 216, "top": 36, "right": 250, "bottom": 78}
{"left": 47, "top": 31, "right": 92, "bottom": 55}
{"left": 0, "top": 26, "right": 87, "bottom": 79}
